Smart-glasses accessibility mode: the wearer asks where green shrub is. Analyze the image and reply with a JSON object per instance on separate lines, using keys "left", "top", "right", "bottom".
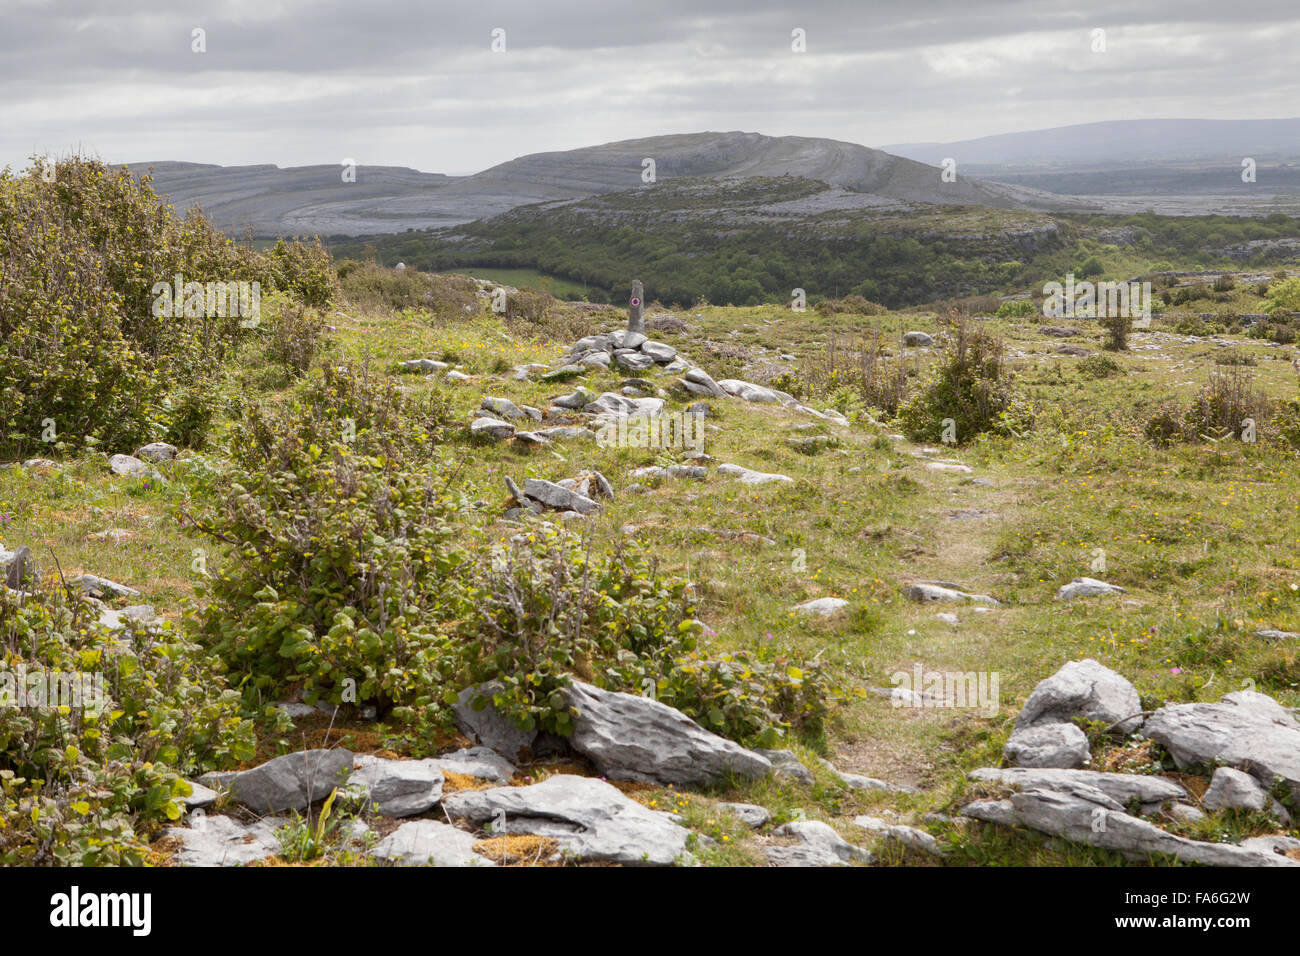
{"left": 1078, "top": 354, "right": 1123, "bottom": 379}
{"left": 1183, "top": 368, "right": 1270, "bottom": 440}
{"left": 264, "top": 294, "right": 329, "bottom": 377}
{"left": 0, "top": 158, "right": 340, "bottom": 457}
{"left": 1101, "top": 313, "right": 1131, "bottom": 350}
{"left": 656, "top": 650, "right": 835, "bottom": 748}
{"left": 337, "top": 260, "right": 480, "bottom": 317}
{"left": 190, "top": 367, "right": 461, "bottom": 722}
{"left": 465, "top": 527, "right": 699, "bottom": 736}
{"left": 897, "top": 319, "right": 1029, "bottom": 444}
{"left": 797, "top": 334, "right": 909, "bottom": 416}
{"left": 0, "top": 588, "right": 254, "bottom": 865}
{"left": 994, "top": 298, "right": 1038, "bottom": 319}
{"left": 468, "top": 527, "right": 834, "bottom": 747}
{"left": 1264, "top": 276, "right": 1300, "bottom": 316}
{"left": 1145, "top": 369, "right": 1270, "bottom": 444}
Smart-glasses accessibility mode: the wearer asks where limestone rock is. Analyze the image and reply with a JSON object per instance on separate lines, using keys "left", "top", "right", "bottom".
{"left": 754, "top": 749, "right": 813, "bottom": 785}
{"left": 640, "top": 340, "right": 677, "bottom": 363}
{"left": 1014, "top": 658, "right": 1143, "bottom": 733}
{"left": 968, "top": 767, "right": 1187, "bottom": 808}
{"left": 717, "top": 802, "right": 771, "bottom": 828}
{"left": 1004, "top": 722, "right": 1091, "bottom": 769}
{"left": 432, "top": 746, "right": 517, "bottom": 784}
{"left": 163, "top": 814, "right": 284, "bottom": 867}
{"left": 962, "top": 785, "right": 1296, "bottom": 867}
{"left": 443, "top": 774, "right": 690, "bottom": 866}
{"left": 346, "top": 755, "right": 445, "bottom": 817}
{"left": 792, "top": 597, "right": 849, "bottom": 616}
{"left": 1202, "top": 766, "right": 1270, "bottom": 813}
{"left": 108, "top": 454, "right": 161, "bottom": 480}
{"left": 75, "top": 574, "right": 140, "bottom": 599}
{"left": 765, "top": 821, "right": 872, "bottom": 867}
{"left": 852, "top": 816, "right": 945, "bottom": 857}
{"left": 717, "top": 463, "right": 792, "bottom": 485}
{"left": 481, "top": 396, "right": 526, "bottom": 419}
{"left": 905, "top": 582, "right": 1000, "bottom": 606}
{"left": 523, "top": 478, "right": 601, "bottom": 515}
{"left": 560, "top": 679, "right": 772, "bottom": 787}
{"left": 199, "top": 749, "right": 353, "bottom": 813}
{"left": 1145, "top": 693, "right": 1300, "bottom": 800}
{"left": 1056, "top": 577, "right": 1128, "bottom": 600}
{"left": 452, "top": 682, "right": 537, "bottom": 762}
{"left": 470, "top": 417, "right": 516, "bottom": 440}
{"left": 134, "top": 442, "right": 178, "bottom": 462}
{"left": 370, "top": 820, "right": 495, "bottom": 867}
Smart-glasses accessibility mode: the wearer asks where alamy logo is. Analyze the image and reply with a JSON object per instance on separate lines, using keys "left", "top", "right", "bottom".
{"left": 595, "top": 411, "right": 705, "bottom": 454}
{"left": 889, "top": 664, "right": 1000, "bottom": 717}
{"left": 151, "top": 274, "right": 261, "bottom": 327}
{"left": 49, "top": 886, "right": 151, "bottom": 936}
{"left": 0, "top": 666, "right": 106, "bottom": 715}
{"left": 1042, "top": 273, "right": 1151, "bottom": 325}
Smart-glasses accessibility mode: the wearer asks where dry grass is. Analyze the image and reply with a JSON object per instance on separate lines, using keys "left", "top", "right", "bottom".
{"left": 472, "top": 835, "right": 562, "bottom": 866}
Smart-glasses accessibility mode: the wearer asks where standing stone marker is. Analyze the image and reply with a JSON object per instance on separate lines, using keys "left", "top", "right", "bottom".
{"left": 628, "top": 279, "right": 645, "bottom": 335}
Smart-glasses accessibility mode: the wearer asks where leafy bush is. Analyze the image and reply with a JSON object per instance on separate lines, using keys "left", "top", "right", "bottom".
{"left": 995, "top": 298, "right": 1038, "bottom": 319}
{"left": 465, "top": 527, "right": 698, "bottom": 735}
{"left": 655, "top": 649, "right": 835, "bottom": 748}
{"left": 1077, "top": 256, "right": 1105, "bottom": 279}
{"left": 1078, "top": 354, "right": 1123, "bottom": 379}
{"left": 1264, "top": 276, "right": 1300, "bottom": 316}
{"left": 1101, "top": 313, "right": 1131, "bottom": 350}
{"left": 468, "top": 527, "right": 833, "bottom": 747}
{"left": 264, "top": 294, "right": 329, "bottom": 376}
{"left": 262, "top": 237, "right": 339, "bottom": 308}
{"left": 897, "top": 318, "right": 1029, "bottom": 444}
{"left": 337, "top": 260, "right": 480, "bottom": 317}
{"left": 1183, "top": 368, "right": 1270, "bottom": 440}
{"left": 191, "top": 365, "right": 460, "bottom": 724}
{"left": 1145, "top": 369, "right": 1270, "bottom": 444}
{"left": 1144, "top": 404, "right": 1186, "bottom": 447}
{"left": 797, "top": 334, "right": 909, "bottom": 416}
{"left": 0, "top": 588, "right": 254, "bottom": 865}
{"left": 0, "top": 158, "right": 340, "bottom": 457}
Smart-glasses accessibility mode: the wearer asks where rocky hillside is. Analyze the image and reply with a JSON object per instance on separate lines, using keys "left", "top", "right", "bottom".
{"left": 126, "top": 131, "right": 1087, "bottom": 238}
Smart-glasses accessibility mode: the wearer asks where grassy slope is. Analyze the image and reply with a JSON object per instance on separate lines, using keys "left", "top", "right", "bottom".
{"left": 5, "top": 291, "right": 1298, "bottom": 865}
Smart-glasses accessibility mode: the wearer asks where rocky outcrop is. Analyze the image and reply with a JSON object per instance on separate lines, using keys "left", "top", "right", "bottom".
{"left": 560, "top": 680, "right": 772, "bottom": 787}
{"left": 443, "top": 774, "right": 691, "bottom": 866}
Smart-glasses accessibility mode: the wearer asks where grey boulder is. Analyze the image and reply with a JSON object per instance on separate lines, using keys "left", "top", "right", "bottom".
{"left": 560, "top": 679, "right": 772, "bottom": 787}
{"left": 134, "top": 442, "right": 178, "bottom": 462}
{"left": 198, "top": 748, "right": 353, "bottom": 813}
{"left": 1003, "top": 722, "right": 1092, "bottom": 769}
{"left": 1056, "top": 577, "right": 1128, "bottom": 600}
{"left": 443, "top": 774, "right": 690, "bottom": 866}
{"left": 1142, "top": 690, "right": 1300, "bottom": 800}
{"left": 452, "top": 682, "right": 537, "bottom": 762}
{"left": 765, "top": 821, "right": 872, "bottom": 867}
{"left": 163, "top": 813, "right": 285, "bottom": 867}
{"left": 1014, "top": 658, "right": 1143, "bottom": 733}
{"left": 523, "top": 478, "right": 602, "bottom": 515}
{"left": 346, "top": 755, "right": 444, "bottom": 817}
{"left": 962, "top": 784, "right": 1296, "bottom": 867}
{"left": 370, "top": 820, "right": 495, "bottom": 867}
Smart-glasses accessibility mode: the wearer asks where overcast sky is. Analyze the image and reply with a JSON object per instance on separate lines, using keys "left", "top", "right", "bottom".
{"left": 3, "top": 0, "right": 1299, "bottom": 174}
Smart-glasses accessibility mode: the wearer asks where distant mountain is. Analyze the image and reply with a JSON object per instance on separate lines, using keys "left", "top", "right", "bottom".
{"left": 882, "top": 118, "right": 1300, "bottom": 167}
{"left": 121, "top": 131, "right": 1086, "bottom": 238}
